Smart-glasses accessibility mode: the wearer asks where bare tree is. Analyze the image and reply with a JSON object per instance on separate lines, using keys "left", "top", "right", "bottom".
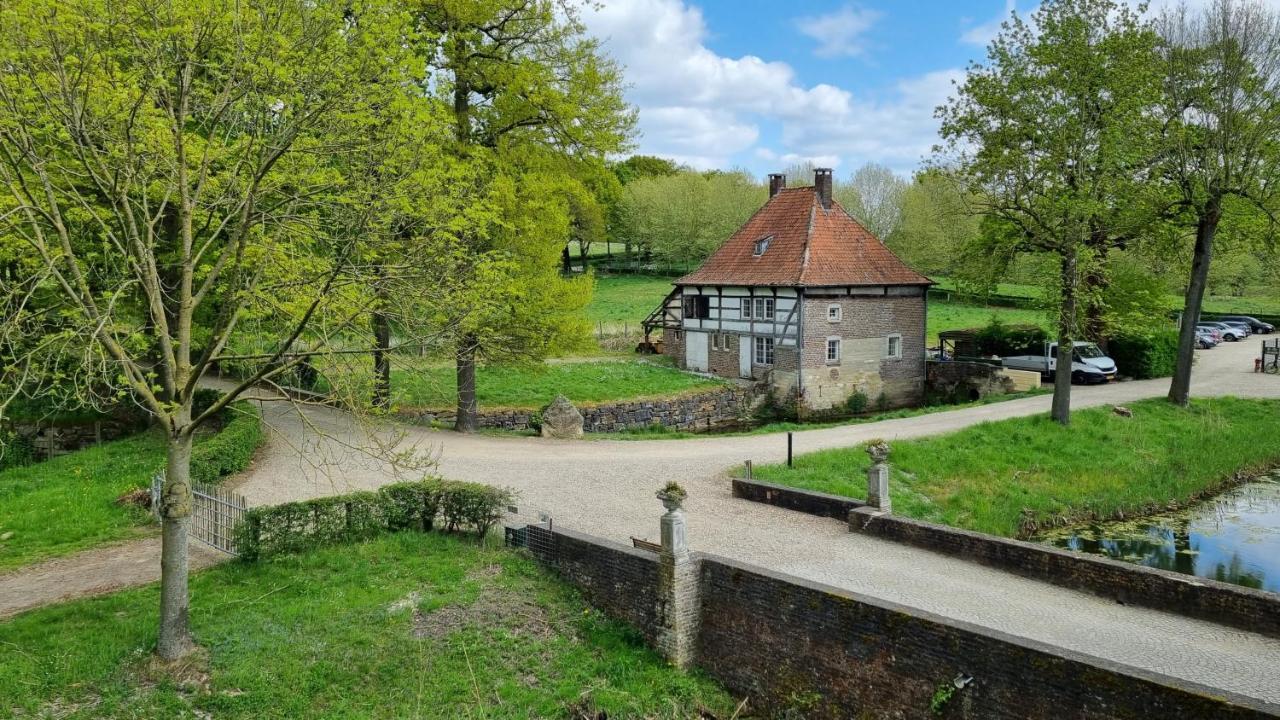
{"left": 1159, "top": 0, "right": 1280, "bottom": 406}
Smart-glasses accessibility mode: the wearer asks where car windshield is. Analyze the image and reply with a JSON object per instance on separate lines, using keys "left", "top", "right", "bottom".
{"left": 1074, "top": 343, "right": 1105, "bottom": 359}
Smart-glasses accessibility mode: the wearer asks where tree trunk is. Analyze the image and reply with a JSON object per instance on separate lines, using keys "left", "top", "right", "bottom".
{"left": 371, "top": 307, "right": 391, "bottom": 409}
{"left": 561, "top": 245, "right": 571, "bottom": 274}
{"left": 1050, "top": 249, "right": 1078, "bottom": 426}
{"left": 454, "top": 336, "right": 479, "bottom": 432}
{"left": 1169, "top": 203, "right": 1219, "bottom": 407}
{"left": 157, "top": 431, "right": 195, "bottom": 660}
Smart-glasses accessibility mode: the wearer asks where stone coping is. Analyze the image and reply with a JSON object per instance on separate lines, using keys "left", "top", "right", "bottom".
{"left": 730, "top": 477, "right": 866, "bottom": 519}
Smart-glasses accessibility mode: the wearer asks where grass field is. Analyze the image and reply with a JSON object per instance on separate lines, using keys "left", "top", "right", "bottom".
{"left": 0, "top": 433, "right": 163, "bottom": 570}
{"left": 0, "top": 532, "right": 736, "bottom": 719}
{"left": 931, "top": 275, "right": 1280, "bottom": 317}
{"left": 746, "top": 397, "right": 1280, "bottom": 538}
{"left": 378, "top": 358, "right": 723, "bottom": 411}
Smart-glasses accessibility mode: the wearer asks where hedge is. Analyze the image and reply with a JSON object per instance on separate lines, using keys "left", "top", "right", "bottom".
{"left": 190, "top": 400, "right": 264, "bottom": 485}
{"left": 1108, "top": 330, "right": 1179, "bottom": 379}
{"left": 235, "top": 478, "right": 514, "bottom": 561}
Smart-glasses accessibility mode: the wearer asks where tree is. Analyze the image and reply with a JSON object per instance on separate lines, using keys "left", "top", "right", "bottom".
{"left": 937, "top": 0, "right": 1161, "bottom": 425}
{"left": 614, "top": 170, "right": 762, "bottom": 265}
{"left": 845, "top": 163, "right": 907, "bottom": 240}
{"left": 415, "top": 0, "right": 635, "bottom": 433}
{"left": 0, "top": 0, "right": 433, "bottom": 659}
{"left": 612, "top": 155, "right": 681, "bottom": 185}
{"left": 1158, "top": 0, "right": 1280, "bottom": 406}
{"left": 887, "top": 170, "right": 981, "bottom": 276}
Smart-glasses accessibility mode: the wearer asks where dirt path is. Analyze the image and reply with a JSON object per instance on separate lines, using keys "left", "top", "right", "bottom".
{"left": 0, "top": 537, "right": 224, "bottom": 620}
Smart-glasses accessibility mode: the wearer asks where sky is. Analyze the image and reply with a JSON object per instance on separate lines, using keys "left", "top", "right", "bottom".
{"left": 579, "top": 0, "right": 1280, "bottom": 179}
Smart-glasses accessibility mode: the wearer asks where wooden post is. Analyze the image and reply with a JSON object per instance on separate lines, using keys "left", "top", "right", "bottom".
{"left": 787, "top": 432, "right": 793, "bottom": 468}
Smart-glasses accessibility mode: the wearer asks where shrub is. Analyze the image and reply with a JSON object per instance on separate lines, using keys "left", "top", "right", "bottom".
{"left": 973, "top": 319, "right": 1048, "bottom": 357}
{"left": 875, "top": 392, "right": 890, "bottom": 412}
{"left": 235, "top": 478, "right": 515, "bottom": 561}
{"left": 845, "top": 391, "right": 869, "bottom": 415}
{"left": 1108, "top": 331, "right": 1179, "bottom": 379}
{"left": 190, "top": 400, "right": 264, "bottom": 485}
{"left": 0, "top": 430, "right": 35, "bottom": 471}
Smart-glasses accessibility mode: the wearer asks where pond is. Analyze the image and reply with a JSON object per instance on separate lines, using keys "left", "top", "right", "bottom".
{"left": 1039, "top": 472, "right": 1280, "bottom": 592}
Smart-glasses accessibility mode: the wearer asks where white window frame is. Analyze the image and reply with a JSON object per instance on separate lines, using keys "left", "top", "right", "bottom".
{"left": 754, "top": 336, "right": 775, "bottom": 365}
{"left": 826, "top": 336, "right": 841, "bottom": 365}
{"left": 755, "top": 297, "right": 775, "bottom": 320}
{"left": 753, "top": 236, "right": 772, "bottom": 256}
{"left": 886, "top": 333, "right": 902, "bottom": 359}
{"left": 712, "top": 333, "right": 730, "bottom": 351}
{"left": 827, "top": 304, "right": 842, "bottom": 322}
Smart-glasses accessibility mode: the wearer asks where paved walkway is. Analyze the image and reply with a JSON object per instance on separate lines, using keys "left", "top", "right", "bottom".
{"left": 4, "top": 339, "right": 1280, "bottom": 705}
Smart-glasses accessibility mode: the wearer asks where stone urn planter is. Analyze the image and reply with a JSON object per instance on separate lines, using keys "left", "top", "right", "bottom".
{"left": 656, "top": 482, "right": 688, "bottom": 512}
{"left": 865, "top": 439, "right": 891, "bottom": 465}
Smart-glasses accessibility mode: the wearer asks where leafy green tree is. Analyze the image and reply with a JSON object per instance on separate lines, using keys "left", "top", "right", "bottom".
{"left": 414, "top": 0, "right": 635, "bottom": 432}
{"left": 612, "top": 155, "right": 681, "bottom": 185}
{"left": 1157, "top": 0, "right": 1280, "bottom": 405}
{"left": 614, "top": 170, "right": 763, "bottom": 265}
{"left": 887, "top": 170, "right": 981, "bottom": 276}
{"left": 845, "top": 163, "right": 908, "bottom": 240}
{"left": 0, "top": 0, "right": 437, "bottom": 660}
{"left": 937, "top": 0, "right": 1162, "bottom": 425}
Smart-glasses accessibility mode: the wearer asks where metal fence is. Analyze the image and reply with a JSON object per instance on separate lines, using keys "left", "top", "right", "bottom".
{"left": 151, "top": 472, "right": 249, "bottom": 555}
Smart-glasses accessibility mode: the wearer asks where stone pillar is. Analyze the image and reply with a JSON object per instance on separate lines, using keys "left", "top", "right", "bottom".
{"left": 656, "top": 486, "right": 699, "bottom": 669}
{"left": 866, "top": 440, "right": 891, "bottom": 512}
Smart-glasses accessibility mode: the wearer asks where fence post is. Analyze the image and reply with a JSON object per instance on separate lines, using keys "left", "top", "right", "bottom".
{"left": 744, "top": 460, "right": 753, "bottom": 481}
{"left": 655, "top": 487, "right": 699, "bottom": 669}
{"left": 787, "top": 432, "right": 793, "bottom": 468}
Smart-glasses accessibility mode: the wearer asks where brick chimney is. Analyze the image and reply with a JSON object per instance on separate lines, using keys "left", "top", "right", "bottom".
{"left": 768, "top": 173, "right": 786, "bottom": 198}
{"left": 814, "top": 168, "right": 833, "bottom": 209}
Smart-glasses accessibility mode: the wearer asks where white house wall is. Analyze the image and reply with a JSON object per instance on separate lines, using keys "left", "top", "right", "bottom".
{"left": 678, "top": 286, "right": 799, "bottom": 345}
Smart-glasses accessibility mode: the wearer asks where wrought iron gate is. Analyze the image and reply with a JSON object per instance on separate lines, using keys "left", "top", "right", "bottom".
{"left": 152, "top": 472, "right": 248, "bottom": 555}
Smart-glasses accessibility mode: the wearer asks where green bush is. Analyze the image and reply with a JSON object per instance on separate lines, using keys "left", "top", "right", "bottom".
{"left": 190, "top": 400, "right": 264, "bottom": 485}
{"left": 1108, "top": 331, "right": 1179, "bottom": 379}
{"left": 236, "top": 478, "right": 514, "bottom": 561}
{"left": 972, "top": 319, "right": 1049, "bottom": 357}
{"left": 0, "top": 430, "right": 35, "bottom": 471}
{"left": 845, "top": 391, "right": 869, "bottom": 415}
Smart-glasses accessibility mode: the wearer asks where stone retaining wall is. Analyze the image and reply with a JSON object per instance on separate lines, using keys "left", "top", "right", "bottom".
{"left": 849, "top": 507, "right": 1280, "bottom": 639}
{"left": 513, "top": 520, "right": 1276, "bottom": 718}
{"left": 731, "top": 477, "right": 865, "bottom": 519}
{"left": 400, "top": 386, "right": 754, "bottom": 434}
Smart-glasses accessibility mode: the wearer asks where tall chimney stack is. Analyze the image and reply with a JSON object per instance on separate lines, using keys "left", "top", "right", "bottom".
{"left": 814, "top": 168, "right": 833, "bottom": 210}
{"left": 768, "top": 173, "right": 786, "bottom": 198}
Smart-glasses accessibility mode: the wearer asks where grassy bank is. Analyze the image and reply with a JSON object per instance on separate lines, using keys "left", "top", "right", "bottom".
{"left": 383, "top": 358, "right": 723, "bottom": 411}
{"left": 746, "top": 397, "right": 1280, "bottom": 538}
{"left": 0, "top": 403, "right": 263, "bottom": 570}
{"left": 0, "top": 532, "right": 736, "bottom": 719}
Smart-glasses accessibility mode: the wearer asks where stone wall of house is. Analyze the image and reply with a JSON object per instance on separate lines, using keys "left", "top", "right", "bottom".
{"left": 513, "top": 520, "right": 1272, "bottom": 719}
{"left": 399, "top": 386, "right": 755, "bottom": 434}
{"left": 798, "top": 292, "right": 926, "bottom": 412}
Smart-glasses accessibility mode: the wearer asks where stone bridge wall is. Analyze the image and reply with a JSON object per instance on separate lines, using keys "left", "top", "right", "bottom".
{"left": 513, "top": 520, "right": 1275, "bottom": 719}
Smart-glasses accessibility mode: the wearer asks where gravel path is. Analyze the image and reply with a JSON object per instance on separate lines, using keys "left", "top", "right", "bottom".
{"left": 4, "top": 339, "right": 1280, "bottom": 705}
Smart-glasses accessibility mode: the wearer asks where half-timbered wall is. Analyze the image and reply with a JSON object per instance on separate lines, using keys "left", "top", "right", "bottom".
{"left": 676, "top": 286, "right": 800, "bottom": 346}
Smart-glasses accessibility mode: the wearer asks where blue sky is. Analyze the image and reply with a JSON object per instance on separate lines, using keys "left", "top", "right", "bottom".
{"left": 580, "top": 0, "right": 1024, "bottom": 178}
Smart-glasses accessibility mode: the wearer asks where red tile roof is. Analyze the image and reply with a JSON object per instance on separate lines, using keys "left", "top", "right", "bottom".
{"left": 675, "top": 186, "right": 932, "bottom": 287}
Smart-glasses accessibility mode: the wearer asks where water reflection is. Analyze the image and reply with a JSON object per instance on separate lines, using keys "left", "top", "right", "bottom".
{"left": 1040, "top": 474, "right": 1280, "bottom": 592}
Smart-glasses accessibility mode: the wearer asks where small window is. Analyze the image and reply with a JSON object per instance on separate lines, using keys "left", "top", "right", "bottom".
{"left": 682, "top": 295, "right": 710, "bottom": 319}
{"left": 827, "top": 304, "right": 842, "bottom": 322}
{"left": 712, "top": 333, "right": 730, "bottom": 351}
{"left": 826, "top": 337, "right": 841, "bottom": 364}
{"left": 754, "top": 336, "right": 775, "bottom": 365}
{"left": 740, "top": 298, "right": 751, "bottom": 319}
{"left": 742, "top": 296, "right": 775, "bottom": 320}
{"left": 886, "top": 333, "right": 902, "bottom": 359}
{"left": 753, "top": 236, "right": 772, "bottom": 256}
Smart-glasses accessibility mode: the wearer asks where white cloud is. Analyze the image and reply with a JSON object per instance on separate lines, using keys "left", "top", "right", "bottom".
{"left": 795, "top": 5, "right": 883, "bottom": 58}
{"left": 582, "top": 0, "right": 954, "bottom": 175}
{"left": 961, "top": 0, "right": 1018, "bottom": 47}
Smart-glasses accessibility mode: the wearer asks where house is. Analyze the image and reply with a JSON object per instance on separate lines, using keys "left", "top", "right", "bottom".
{"left": 644, "top": 169, "right": 932, "bottom": 414}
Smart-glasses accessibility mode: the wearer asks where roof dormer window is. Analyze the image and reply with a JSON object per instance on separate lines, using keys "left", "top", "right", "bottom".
{"left": 753, "top": 235, "right": 772, "bottom": 256}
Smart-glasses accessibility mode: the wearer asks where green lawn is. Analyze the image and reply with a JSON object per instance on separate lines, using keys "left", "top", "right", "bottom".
{"left": 587, "top": 274, "right": 677, "bottom": 333}
{"left": 0, "top": 532, "right": 736, "bottom": 719}
{"left": 0, "top": 433, "right": 163, "bottom": 571}
{"left": 931, "top": 275, "right": 1280, "bottom": 317}
{"left": 384, "top": 358, "right": 723, "bottom": 411}
{"left": 926, "top": 300, "right": 1048, "bottom": 344}
{"left": 746, "top": 397, "right": 1280, "bottom": 538}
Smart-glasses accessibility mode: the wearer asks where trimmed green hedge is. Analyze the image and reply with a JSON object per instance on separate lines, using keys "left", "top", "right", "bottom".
{"left": 235, "top": 479, "right": 514, "bottom": 561}
{"left": 190, "top": 400, "right": 264, "bottom": 485}
{"left": 1108, "top": 331, "right": 1179, "bottom": 379}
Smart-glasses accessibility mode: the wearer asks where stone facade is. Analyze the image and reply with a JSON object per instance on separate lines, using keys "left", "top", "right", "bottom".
{"left": 399, "top": 386, "right": 754, "bottom": 434}
{"left": 798, "top": 292, "right": 926, "bottom": 412}
{"left": 927, "top": 360, "right": 1041, "bottom": 401}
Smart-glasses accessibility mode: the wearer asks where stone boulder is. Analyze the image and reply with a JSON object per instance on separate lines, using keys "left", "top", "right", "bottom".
{"left": 540, "top": 395, "right": 583, "bottom": 439}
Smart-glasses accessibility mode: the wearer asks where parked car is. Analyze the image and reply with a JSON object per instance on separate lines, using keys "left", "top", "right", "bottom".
{"left": 1201, "top": 321, "right": 1246, "bottom": 342}
{"left": 1195, "top": 324, "right": 1225, "bottom": 343}
{"left": 1196, "top": 329, "right": 1218, "bottom": 349}
{"left": 1217, "top": 315, "right": 1275, "bottom": 334}
{"left": 1001, "top": 341, "right": 1117, "bottom": 383}
{"left": 1220, "top": 319, "right": 1252, "bottom": 337}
